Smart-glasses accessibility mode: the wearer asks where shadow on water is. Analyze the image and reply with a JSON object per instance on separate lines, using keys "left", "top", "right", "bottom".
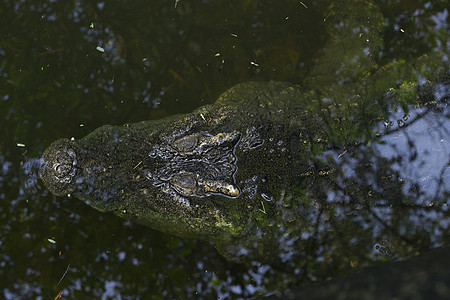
{"left": 0, "top": 0, "right": 449, "bottom": 298}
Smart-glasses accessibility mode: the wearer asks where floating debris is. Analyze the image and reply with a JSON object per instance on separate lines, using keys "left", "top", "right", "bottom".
{"left": 57, "top": 264, "right": 71, "bottom": 287}
{"left": 54, "top": 291, "right": 63, "bottom": 300}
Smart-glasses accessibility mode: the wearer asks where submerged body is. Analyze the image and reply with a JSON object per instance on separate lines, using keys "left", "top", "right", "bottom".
{"left": 41, "top": 81, "right": 315, "bottom": 259}
{"left": 40, "top": 77, "right": 448, "bottom": 262}
{"left": 40, "top": 0, "right": 449, "bottom": 264}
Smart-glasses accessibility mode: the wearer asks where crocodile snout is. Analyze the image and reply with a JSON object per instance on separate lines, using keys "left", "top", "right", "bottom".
{"left": 40, "top": 139, "right": 78, "bottom": 196}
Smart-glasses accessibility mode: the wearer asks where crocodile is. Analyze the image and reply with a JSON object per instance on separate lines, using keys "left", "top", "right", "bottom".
{"left": 40, "top": 0, "right": 449, "bottom": 264}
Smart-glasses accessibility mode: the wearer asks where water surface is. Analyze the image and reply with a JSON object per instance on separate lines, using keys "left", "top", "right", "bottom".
{"left": 0, "top": 0, "right": 448, "bottom": 298}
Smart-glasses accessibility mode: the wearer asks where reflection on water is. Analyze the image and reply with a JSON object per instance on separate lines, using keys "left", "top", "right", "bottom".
{"left": 376, "top": 104, "right": 449, "bottom": 207}
{"left": 1, "top": 0, "right": 449, "bottom": 298}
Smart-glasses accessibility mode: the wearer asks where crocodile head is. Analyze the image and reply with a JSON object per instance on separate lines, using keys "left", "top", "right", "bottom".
{"left": 40, "top": 120, "right": 248, "bottom": 240}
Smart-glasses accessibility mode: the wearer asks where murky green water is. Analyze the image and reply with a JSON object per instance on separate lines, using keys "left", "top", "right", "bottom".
{"left": 0, "top": 0, "right": 448, "bottom": 299}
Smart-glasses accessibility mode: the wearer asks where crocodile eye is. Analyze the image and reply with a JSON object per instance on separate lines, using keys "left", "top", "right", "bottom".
{"left": 148, "top": 131, "right": 240, "bottom": 198}
{"left": 172, "top": 135, "right": 198, "bottom": 152}
{"left": 170, "top": 172, "right": 197, "bottom": 196}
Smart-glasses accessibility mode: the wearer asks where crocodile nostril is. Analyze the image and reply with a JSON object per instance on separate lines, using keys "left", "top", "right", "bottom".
{"left": 51, "top": 148, "right": 78, "bottom": 183}
{"left": 54, "top": 162, "right": 72, "bottom": 178}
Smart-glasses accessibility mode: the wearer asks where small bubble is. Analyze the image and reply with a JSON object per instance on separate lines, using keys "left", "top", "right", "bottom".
{"left": 384, "top": 120, "right": 393, "bottom": 129}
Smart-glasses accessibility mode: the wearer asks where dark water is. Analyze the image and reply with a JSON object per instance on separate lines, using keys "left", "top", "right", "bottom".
{"left": 0, "top": 0, "right": 448, "bottom": 298}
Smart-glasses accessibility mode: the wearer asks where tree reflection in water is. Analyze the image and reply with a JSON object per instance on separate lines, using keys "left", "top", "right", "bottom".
{"left": 0, "top": 0, "right": 448, "bottom": 298}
